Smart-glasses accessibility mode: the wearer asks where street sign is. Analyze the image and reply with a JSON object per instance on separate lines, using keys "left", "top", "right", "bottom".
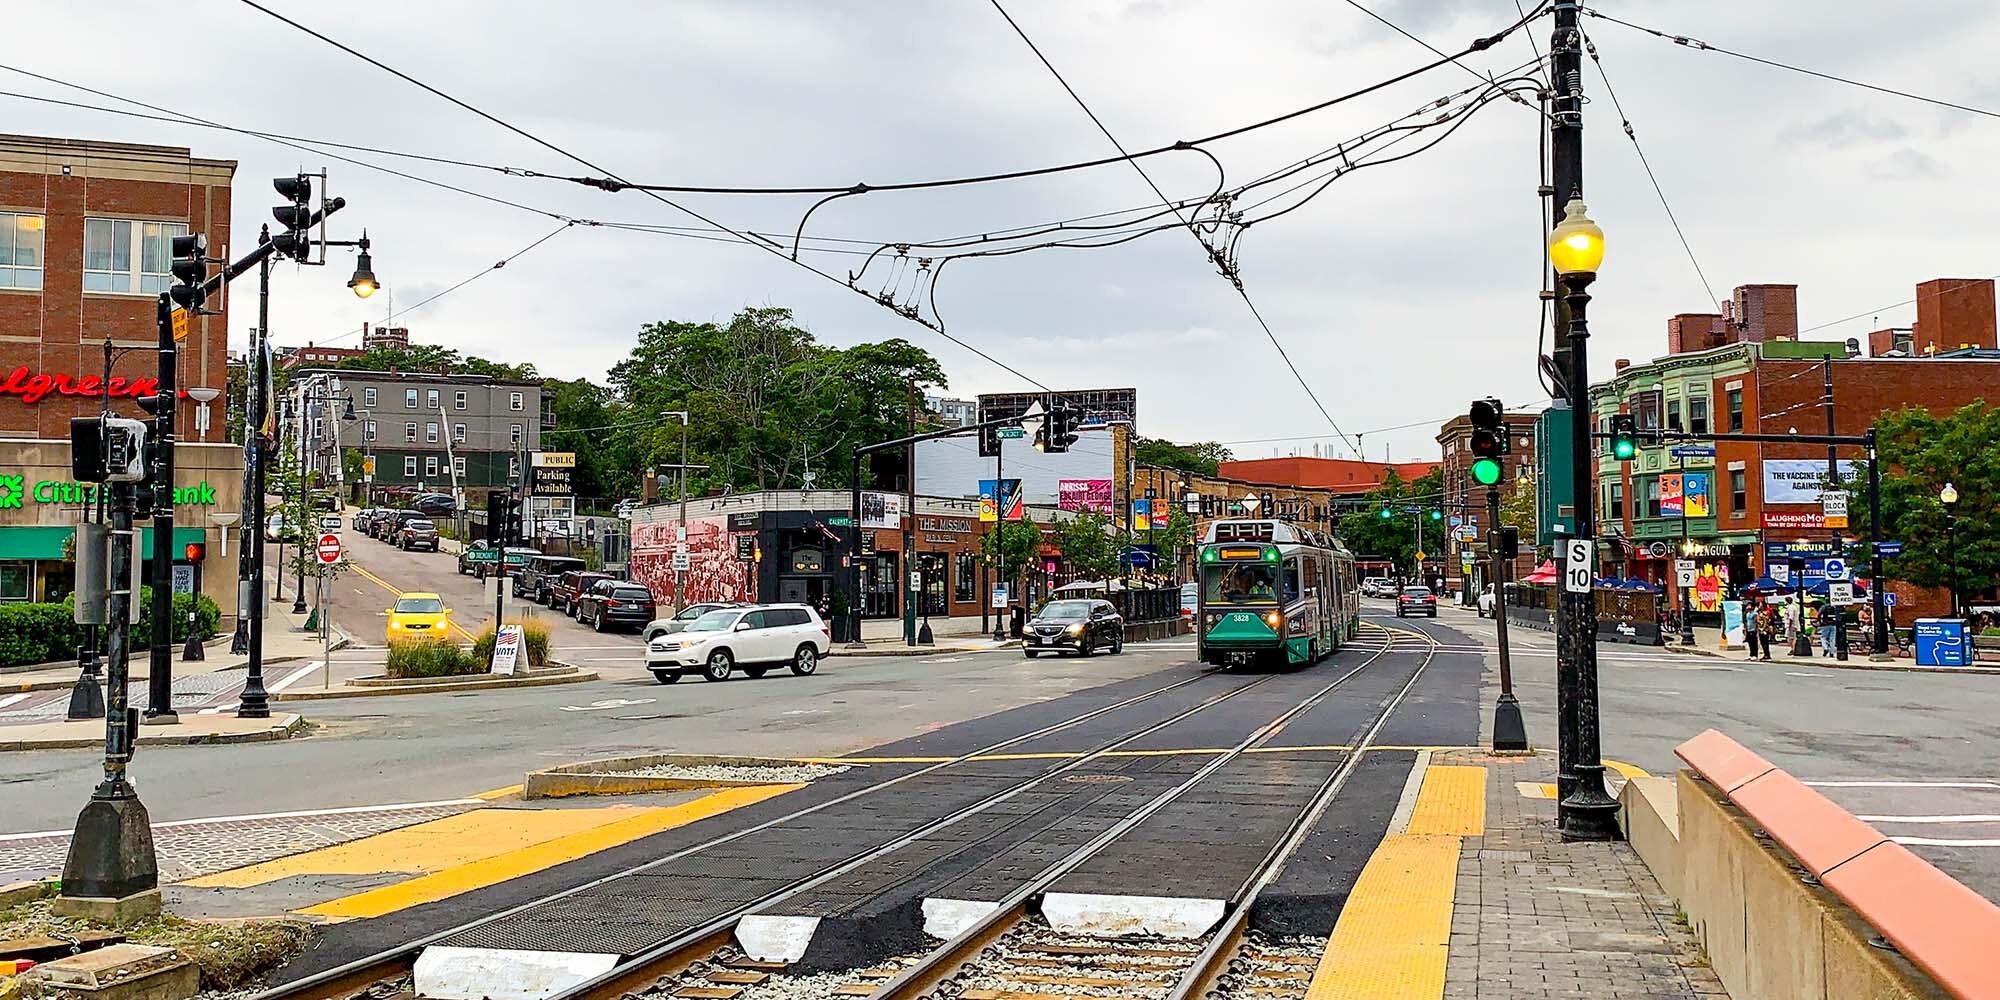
{"left": 170, "top": 307, "right": 190, "bottom": 342}
{"left": 1675, "top": 560, "right": 1697, "bottom": 587}
{"left": 1828, "top": 581, "right": 1854, "bottom": 605}
{"left": 671, "top": 549, "right": 690, "bottom": 572}
{"left": 1884, "top": 592, "right": 1898, "bottom": 607}
{"left": 997, "top": 427, "right": 1025, "bottom": 439}
{"left": 315, "top": 533, "right": 341, "bottom": 564}
{"left": 1413, "top": 550, "right": 1426, "bottom": 563}
{"left": 908, "top": 571, "right": 922, "bottom": 590}
{"left": 1449, "top": 515, "right": 1463, "bottom": 528}
{"left": 992, "top": 583, "right": 1010, "bottom": 609}
{"left": 1822, "top": 492, "right": 1849, "bottom": 529}
{"left": 1670, "top": 445, "right": 1716, "bottom": 458}
{"left": 1771, "top": 563, "right": 1790, "bottom": 584}
{"left": 1876, "top": 541, "right": 1903, "bottom": 557}
{"left": 1562, "top": 539, "right": 1593, "bottom": 594}
{"left": 1824, "top": 557, "right": 1849, "bottom": 582}
{"left": 1454, "top": 525, "right": 1476, "bottom": 541}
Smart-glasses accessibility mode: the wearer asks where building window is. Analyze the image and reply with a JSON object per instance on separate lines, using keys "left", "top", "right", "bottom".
{"left": 364, "top": 387, "right": 377, "bottom": 408}
{"left": 454, "top": 390, "right": 467, "bottom": 410}
{"left": 1688, "top": 396, "right": 1709, "bottom": 434}
{"left": 363, "top": 420, "right": 376, "bottom": 442}
{"left": 1727, "top": 388, "right": 1743, "bottom": 432}
{"left": 955, "top": 552, "right": 976, "bottom": 603}
{"left": 403, "top": 456, "right": 418, "bottom": 477}
{"left": 453, "top": 456, "right": 466, "bottom": 477}
{"left": 425, "top": 456, "right": 439, "bottom": 477}
{"left": 510, "top": 423, "right": 522, "bottom": 445}
{"left": 405, "top": 388, "right": 418, "bottom": 408}
{"left": 509, "top": 391, "right": 524, "bottom": 411}
{"left": 1665, "top": 397, "right": 1682, "bottom": 432}
{"left": 1609, "top": 482, "right": 1625, "bottom": 520}
{"left": 0, "top": 212, "right": 45, "bottom": 289}
{"left": 83, "top": 218, "right": 187, "bottom": 294}
{"left": 427, "top": 388, "right": 440, "bottom": 409}
{"left": 1645, "top": 478, "right": 1661, "bottom": 518}
{"left": 425, "top": 421, "right": 438, "bottom": 443}
{"left": 0, "top": 564, "right": 30, "bottom": 602}
{"left": 404, "top": 421, "right": 417, "bottom": 442}
{"left": 452, "top": 423, "right": 466, "bottom": 443}
{"left": 1730, "top": 469, "right": 1747, "bottom": 511}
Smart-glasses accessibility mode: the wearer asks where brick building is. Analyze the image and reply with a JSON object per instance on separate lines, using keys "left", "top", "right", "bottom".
{"left": 1217, "top": 456, "right": 1438, "bottom": 494}
{"left": 0, "top": 134, "right": 239, "bottom": 610}
{"left": 1436, "top": 412, "right": 1541, "bottom": 595}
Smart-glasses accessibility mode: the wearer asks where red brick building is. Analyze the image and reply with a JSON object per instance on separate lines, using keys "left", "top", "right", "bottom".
{"left": 0, "top": 134, "right": 239, "bottom": 607}
{"left": 1218, "top": 456, "right": 1438, "bottom": 495}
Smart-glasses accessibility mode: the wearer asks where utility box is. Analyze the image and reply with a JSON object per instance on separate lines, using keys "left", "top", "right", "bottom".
{"left": 1535, "top": 404, "right": 1576, "bottom": 540}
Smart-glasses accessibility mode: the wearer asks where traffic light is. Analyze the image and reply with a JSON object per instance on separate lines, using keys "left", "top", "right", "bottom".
{"left": 1037, "top": 399, "right": 1080, "bottom": 453}
{"left": 1429, "top": 509, "right": 1443, "bottom": 521}
{"left": 168, "top": 233, "right": 209, "bottom": 311}
{"left": 1610, "top": 413, "right": 1639, "bottom": 461}
{"left": 1497, "top": 526, "right": 1520, "bottom": 560}
{"left": 273, "top": 174, "right": 314, "bottom": 260}
{"left": 184, "top": 542, "right": 206, "bottom": 563}
{"left": 1378, "top": 507, "right": 1393, "bottom": 520}
{"left": 1468, "top": 397, "right": 1507, "bottom": 486}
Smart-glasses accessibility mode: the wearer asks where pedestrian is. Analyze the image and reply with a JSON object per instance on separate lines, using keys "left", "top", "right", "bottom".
{"left": 1818, "top": 602, "right": 1839, "bottom": 657}
{"left": 1756, "top": 603, "right": 1777, "bottom": 661}
{"left": 1743, "top": 600, "right": 1763, "bottom": 659}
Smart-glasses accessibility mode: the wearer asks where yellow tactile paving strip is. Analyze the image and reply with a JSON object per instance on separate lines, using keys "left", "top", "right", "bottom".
{"left": 1404, "top": 766, "right": 1486, "bottom": 837}
{"left": 1304, "top": 764, "right": 1489, "bottom": 1000}
{"left": 303, "top": 783, "right": 802, "bottom": 919}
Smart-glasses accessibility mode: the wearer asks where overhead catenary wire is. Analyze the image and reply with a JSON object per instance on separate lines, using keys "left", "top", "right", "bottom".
{"left": 1580, "top": 7, "right": 2000, "bottom": 121}
{"left": 311, "top": 222, "right": 578, "bottom": 349}
{"left": 1796, "top": 274, "right": 2000, "bottom": 336}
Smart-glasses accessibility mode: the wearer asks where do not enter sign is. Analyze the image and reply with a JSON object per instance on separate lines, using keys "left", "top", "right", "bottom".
{"left": 316, "top": 533, "right": 342, "bottom": 565}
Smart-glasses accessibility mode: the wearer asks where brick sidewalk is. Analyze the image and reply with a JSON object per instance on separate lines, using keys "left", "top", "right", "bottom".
{"left": 1441, "top": 750, "right": 1723, "bottom": 999}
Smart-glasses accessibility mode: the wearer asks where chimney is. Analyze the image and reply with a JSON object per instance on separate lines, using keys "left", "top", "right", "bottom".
{"left": 1614, "top": 358, "right": 1631, "bottom": 372}
{"left": 1667, "top": 313, "right": 1727, "bottom": 354}
{"left": 1730, "top": 284, "right": 1800, "bottom": 343}
{"left": 1913, "top": 278, "right": 1997, "bottom": 355}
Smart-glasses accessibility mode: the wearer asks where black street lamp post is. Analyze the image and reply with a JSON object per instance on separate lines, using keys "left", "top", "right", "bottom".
{"left": 1941, "top": 482, "right": 1960, "bottom": 619}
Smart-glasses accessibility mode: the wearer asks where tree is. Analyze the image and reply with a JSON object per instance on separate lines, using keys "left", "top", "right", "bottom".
{"left": 1839, "top": 401, "right": 2000, "bottom": 598}
{"left": 1055, "top": 511, "right": 1123, "bottom": 583}
{"left": 982, "top": 515, "right": 1044, "bottom": 607}
{"left": 332, "top": 344, "right": 537, "bottom": 380}
{"left": 1335, "top": 467, "right": 1449, "bottom": 577}
{"left": 1135, "top": 438, "right": 1233, "bottom": 478}
{"left": 1156, "top": 505, "right": 1195, "bottom": 581}
{"left": 1496, "top": 478, "right": 1542, "bottom": 560}
{"left": 541, "top": 377, "right": 640, "bottom": 503}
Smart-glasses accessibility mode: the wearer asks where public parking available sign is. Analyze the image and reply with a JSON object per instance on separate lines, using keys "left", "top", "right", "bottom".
{"left": 315, "top": 533, "right": 342, "bottom": 565}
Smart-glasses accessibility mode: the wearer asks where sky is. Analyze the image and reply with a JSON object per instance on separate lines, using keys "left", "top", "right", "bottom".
{"left": 7, "top": 0, "right": 1998, "bottom": 463}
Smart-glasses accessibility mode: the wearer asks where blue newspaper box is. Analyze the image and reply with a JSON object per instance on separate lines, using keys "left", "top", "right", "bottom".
{"left": 1912, "top": 618, "right": 1970, "bottom": 667}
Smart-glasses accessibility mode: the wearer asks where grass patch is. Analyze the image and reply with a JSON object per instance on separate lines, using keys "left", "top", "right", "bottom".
{"left": 383, "top": 638, "right": 484, "bottom": 678}
{"left": 0, "top": 898, "right": 310, "bottom": 990}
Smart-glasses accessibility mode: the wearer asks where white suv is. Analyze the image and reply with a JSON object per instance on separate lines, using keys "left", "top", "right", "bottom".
{"left": 646, "top": 604, "right": 831, "bottom": 684}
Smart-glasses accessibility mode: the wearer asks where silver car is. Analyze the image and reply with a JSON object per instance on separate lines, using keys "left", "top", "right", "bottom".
{"left": 643, "top": 602, "right": 752, "bottom": 644}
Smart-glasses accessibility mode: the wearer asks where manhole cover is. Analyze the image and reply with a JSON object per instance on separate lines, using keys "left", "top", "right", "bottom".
{"left": 1062, "top": 773, "right": 1134, "bottom": 784}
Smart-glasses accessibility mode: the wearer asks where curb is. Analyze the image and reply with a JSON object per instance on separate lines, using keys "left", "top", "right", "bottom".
{"left": 273, "top": 669, "right": 599, "bottom": 701}
{"left": 831, "top": 642, "right": 1021, "bottom": 657}
{"left": 4, "top": 638, "right": 350, "bottom": 693}
{"left": 1661, "top": 643, "right": 2000, "bottom": 676}
{"left": 0, "top": 714, "right": 307, "bottom": 752}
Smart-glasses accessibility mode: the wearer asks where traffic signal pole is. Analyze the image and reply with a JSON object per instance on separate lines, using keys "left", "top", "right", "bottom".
{"left": 1488, "top": 483, "right": 1527, "bottom": 751}
{"left": 143, "top": 292, "right": 180, "bottom": 725}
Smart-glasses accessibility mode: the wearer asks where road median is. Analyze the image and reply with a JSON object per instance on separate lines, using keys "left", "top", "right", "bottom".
{"left": 273, "top": 662, "right": 596, "bottom": 701}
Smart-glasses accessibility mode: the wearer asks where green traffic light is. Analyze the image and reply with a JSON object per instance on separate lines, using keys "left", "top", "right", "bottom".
{"left": 1613, "top": 439, "right": 1636, "bottom": 460}
{"left": 1471, "top": 457, "right": 1502, "bottom": 485}
{"left": 1379, "top": 508, "right": 1392, "bottom": 519}
{"left": 1429, "top": 509, "right": 1443, "bottom": 521}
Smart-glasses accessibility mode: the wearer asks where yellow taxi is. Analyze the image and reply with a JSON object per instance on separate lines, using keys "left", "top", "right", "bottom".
{"left": 386, "top": 592, "right": 454, "bottom": 642}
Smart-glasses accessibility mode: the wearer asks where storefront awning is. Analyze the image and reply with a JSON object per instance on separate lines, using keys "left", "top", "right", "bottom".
{"left": 0, "top": 526, "right": 209, "bottom": 562}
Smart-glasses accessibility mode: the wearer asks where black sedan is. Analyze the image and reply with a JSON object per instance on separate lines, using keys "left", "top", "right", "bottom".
{"left": 575, "top": 581, "right": 658, "bottom": 633}
{"left": 1023, "top": 599, "right": 1123, "bottom": 657}
{"left": 1396, "top": 586, "right": 1439, "bottom": 618}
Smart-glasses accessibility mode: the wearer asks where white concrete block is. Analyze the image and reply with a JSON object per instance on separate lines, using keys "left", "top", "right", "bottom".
{"left": 1040, "top": 892, "right": 1225, "bottom": 938}
{"left": 412, "top": 945, "right": 620, "bottom": 1000}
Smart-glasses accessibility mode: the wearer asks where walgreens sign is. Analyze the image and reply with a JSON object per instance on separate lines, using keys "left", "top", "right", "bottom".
{"left": 0, "top": 367, "right": 165, "bottom": 404}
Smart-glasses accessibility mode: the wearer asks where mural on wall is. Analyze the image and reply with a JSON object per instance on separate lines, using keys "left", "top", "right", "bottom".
{"left": 630, "top": 513, "right": 753, "bottom": 605}
{"left": 1692, "top": 562, "right": 1729, "bottom": 613}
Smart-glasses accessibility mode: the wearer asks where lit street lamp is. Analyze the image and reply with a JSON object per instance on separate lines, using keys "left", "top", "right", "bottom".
{"left": 1941, "top": 482, "right": 1960, "bottom": 619}
{"left": 1548, "top": 198, "right": 1621, "bottom": 841}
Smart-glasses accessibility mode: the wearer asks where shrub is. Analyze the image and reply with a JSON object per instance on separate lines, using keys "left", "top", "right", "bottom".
{"left": 470, "top": 615, "right": 552, "bottom": 668}
{"left": 384, "top": 639, "right": 484, "bottom": 678}
{"left": 0, "top": 590, "right": 220, "bottom": 668}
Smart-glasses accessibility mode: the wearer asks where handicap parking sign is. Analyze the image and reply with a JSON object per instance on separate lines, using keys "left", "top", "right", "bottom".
{"left": 1823, "top": 558, "right": 1848, "bottom": 581}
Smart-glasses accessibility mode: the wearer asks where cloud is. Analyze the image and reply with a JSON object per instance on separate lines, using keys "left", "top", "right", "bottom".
{"left": 1864, "top": 148, "right": 1944, "bottom": 180}
{"left": 1779, "top": 110, "right": 1909, "bottom": 149}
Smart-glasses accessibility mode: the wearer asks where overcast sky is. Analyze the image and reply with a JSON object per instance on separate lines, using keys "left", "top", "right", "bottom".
{"left": 9, "top": 1, "right": 1998, "bottom": 462}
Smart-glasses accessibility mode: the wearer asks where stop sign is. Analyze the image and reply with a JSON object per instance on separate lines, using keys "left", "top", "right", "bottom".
{"left": 316, "top": 533, "right": 342, "bottom": 565}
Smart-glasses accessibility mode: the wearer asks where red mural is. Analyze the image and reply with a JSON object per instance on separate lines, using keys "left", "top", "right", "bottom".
{"left": 630, "top": 513, "right": 754, "bottom": 606}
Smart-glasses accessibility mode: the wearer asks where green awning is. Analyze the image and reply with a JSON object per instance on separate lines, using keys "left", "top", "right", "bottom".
{"left": 0, "top": 526, "right": 74, "bottom": 561}
{"left": 0, "top": 526, "right": 210, "bottom": 562}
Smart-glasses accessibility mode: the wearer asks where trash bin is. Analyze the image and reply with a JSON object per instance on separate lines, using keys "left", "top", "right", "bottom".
{"left": 1912, "top": 618, "right": 1970, "bottom": 667}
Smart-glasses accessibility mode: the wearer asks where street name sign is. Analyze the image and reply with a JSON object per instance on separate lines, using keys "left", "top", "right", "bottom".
{"left": 1670, "top": 445, "right": 1716, "bottom": 458}
{"left": 1876, "top": 541, "right": 1903, "bottom": 557}
{"left": 997, "top": 427, "right": 1025, "bottom": 439}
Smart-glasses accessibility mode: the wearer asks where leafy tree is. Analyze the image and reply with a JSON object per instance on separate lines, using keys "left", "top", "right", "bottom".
{"left": 1156, "top": 505, "right": 1195, "bottom": 581}
{"left": 982, "top": 515, "right": 1044, "bottom": 606}
{"left": 1496, "top": 478, "right": 1544, "bottom": 560}
{"left": 541, "top": 377, "right": 640, "bottom": 502}
{"left": 1838, "top": 401, "right": 2000, "bottom": 598}
{"left": 1055, "top": 511, "right": 1123, "bottom": 583}
{"left": 1336, "top": 467, "right": 1449, "bottom": 577}
{"left": 1135, "top": 438, "right": 1233, "bottom": 478}
{"left": 332, "top": 344, "right": 536, "bottom": 380}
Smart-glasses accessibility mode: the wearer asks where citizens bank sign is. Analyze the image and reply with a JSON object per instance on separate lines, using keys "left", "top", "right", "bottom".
{"left": 0, "top": 475, "right": 218, "bottom": 510}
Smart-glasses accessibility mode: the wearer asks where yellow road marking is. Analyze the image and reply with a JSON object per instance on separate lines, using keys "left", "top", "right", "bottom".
{"left": 1404, "top": 766, "right": 1486, "bottom": 837}
{"left": 1604, "top": 758, "right": 1651, "bottom": 781}
{"left": 1516, "top": 781, "right": 1557, "bottom": 799}
{"left": 1305, "top": 763, "right": 1488, "bottom": 999}
{"left": 474, "top": 784, "right": 524, "bottom": 801}
{"left": 347, "top": 560, "right": 479, "bottom": 642}
{"left": 806, "top": 745, "right": 1470, "bottom": 765}
{"left": 301, "top": 783, "right": 802, "bottom": 920}
{"left": 184, "top": 805, "right": 658, "bottom": 888}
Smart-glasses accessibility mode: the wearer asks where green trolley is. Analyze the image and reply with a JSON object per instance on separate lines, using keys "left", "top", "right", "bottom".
{"left": 1195, "top": 519, "right": 1359, "bottom": 670}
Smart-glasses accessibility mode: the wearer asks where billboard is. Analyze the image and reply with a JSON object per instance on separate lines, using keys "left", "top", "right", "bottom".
{"left": 978, "top": 479, "right": 1023, "bottom": 522}
{"left": 1659, "top": 473, "right": 1683, "bottom": 517}
{"left": 1763, "top": 459, "right": 1858, "bottom": 504}
{"left": 860, "top": 491, "right": 904, "bottom": 530}
{"left": 1057, "top": 479, "right": 1113, "bottom": 513}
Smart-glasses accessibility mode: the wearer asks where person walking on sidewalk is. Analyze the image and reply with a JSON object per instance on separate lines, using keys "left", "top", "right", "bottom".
{"left": 1818, "top": 602, "right": 1840, "bottom": 657}
{"left": 1755, "top": 603, "right": 1777, "bottom": 661}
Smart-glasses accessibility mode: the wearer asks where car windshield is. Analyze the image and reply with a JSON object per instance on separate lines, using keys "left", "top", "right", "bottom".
{"left": 1203, "top": 563, "right": 1280, "bottom": 604}
{"left": 612, "top": 587, "right": 652, "bottom": 601}
{"left": 1402, "top": 587, "right": 1432, "bottom": 597}
{"left": 684, "top": 610, "right": 742, "bottom": 632}
{"left": 408, "top": 520, "right": 433, "bottom": 529}
{"left": 1039, "top": 601, "right": 1092, "bottom": 621}
{"left": 674, "top": 605, "right": 711, "bottom": 621}
{"left": 394, "top": 597, "right": 443, "bottom": 614}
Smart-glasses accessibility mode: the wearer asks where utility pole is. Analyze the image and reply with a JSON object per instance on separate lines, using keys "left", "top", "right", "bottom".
{"left": 1549, "top": 0, "right": 1620, "bottom": 841}
{"left": 240, "top": 246, "right": 275, "bottom": 717}
{"left": 904, "top": 377, "right": 918, "bottom": 647}
{"left": 671, "top": 411, "right": 690, "bottom": 611}
{"left": 143, "top": 293, "right": 180, "bottom": 727}
{"left": 1823, "top": 357, "right": 1847, "bottom": 659}
{"left": 1867, "top": 429, "right": 1889, "bottom": 658}
{"left": 992, "top": 435, "right": 1007, "bottom": 642}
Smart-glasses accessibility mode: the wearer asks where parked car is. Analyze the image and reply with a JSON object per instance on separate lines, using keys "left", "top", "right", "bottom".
{"left": 385, "top": 592, "right": 453, "bottom": 643}
{"left": 376, "top": 510, "right": 421, "bottom": 541}
{"left": 458, "top": 542, "right": 539, "bottom": 578}
{"left": 646, "top": 604, "right": 830, "bottom": 683}
{"left": 514, "top": 554, "right": 588, "bottom": 604}
{"left": 576, "top": 580, "right": 658, "bottom": 633}
{"left": 312, "top": 492, "right": 342, "bottom": 512}
{"left": 1477, "top": 585, "right": 1496, "bottom": 618}
{"left": 1397, "top": 586, "right": 1439, "bottom": 618}
{"left": 1023, "top": 599, "right": 1124, "bottom": 658}
{"left": 264, "top": 512, "right": 301, "bottom": 542}
{"left": 643, "top": 601, "right": 752, "bottom": 644}
{"left": 412, "top": 492, "right": 458, "bottom": 518}
{"left": 354, "top": 508, "right": 386, "bottom": 532}
{"left": 398, "top": 517, "right": 441, "bottom": 552}
{"left": 551, "top": 570, "right": 616, "bottom": 617}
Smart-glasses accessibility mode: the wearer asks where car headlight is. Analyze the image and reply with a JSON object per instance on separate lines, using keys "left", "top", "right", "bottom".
{"left": 1066, "top": 624, "right": 1084, "bottom": 636}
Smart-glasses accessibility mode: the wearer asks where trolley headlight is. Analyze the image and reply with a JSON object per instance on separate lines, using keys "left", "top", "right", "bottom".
{"left": 1264, "top": 611, "right": 1283, "bottom": 629}
{"left": 1066, "top": 623, "right": 1084, "bottom": 637}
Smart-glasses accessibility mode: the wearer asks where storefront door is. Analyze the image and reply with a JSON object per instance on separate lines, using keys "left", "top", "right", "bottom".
{"left": 861, "top": 552, "right": 899, "bottom": 618}
{"left": 919, "top": 553, "right": 948, "bottom": 616}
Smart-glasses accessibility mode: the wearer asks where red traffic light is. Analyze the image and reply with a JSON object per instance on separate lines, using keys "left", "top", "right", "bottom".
{"left": 184, "top": 542, "right": 206, "bottom": 562}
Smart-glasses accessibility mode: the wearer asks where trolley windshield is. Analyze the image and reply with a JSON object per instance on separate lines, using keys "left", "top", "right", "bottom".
{"left": 1203, "top": 561, "right": 1281, "bottom": 604}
